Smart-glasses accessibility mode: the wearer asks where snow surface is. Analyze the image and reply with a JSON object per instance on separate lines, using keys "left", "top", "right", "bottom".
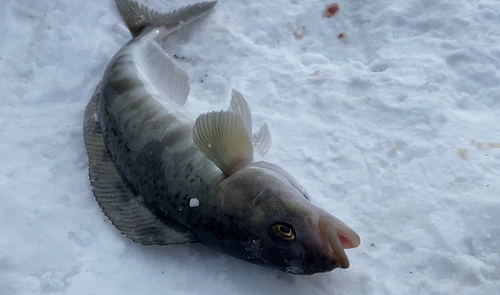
{"left": 1, "top": 0, "right": 499, "bottom": 294}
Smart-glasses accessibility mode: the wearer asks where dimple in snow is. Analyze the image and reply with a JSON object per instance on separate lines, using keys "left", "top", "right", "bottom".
{"left": 83, "top": 0, "right": 360, "bottom": 275}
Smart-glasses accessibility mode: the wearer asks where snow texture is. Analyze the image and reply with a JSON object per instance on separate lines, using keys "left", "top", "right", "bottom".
{"left": 189, "top": 198, "right": 200, "bottom": 208}
{"left": 1, "top": 0, "right": 499, "bottom": 294}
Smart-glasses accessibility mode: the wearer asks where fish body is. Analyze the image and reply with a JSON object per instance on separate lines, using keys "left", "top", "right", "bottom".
{"left": 84, "top": 0, "right": 360, "bottom": 275}
{"left": 99, "top": 26, "right": 219, "bottom": 238}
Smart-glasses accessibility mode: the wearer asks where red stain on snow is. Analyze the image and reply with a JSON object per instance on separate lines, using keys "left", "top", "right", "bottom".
{"left": 324, "top": 3, "right": 339, "bottom": 18}
{"left": 338, "top": 33, "right": 344, "bottom": 39}
{"left": 293, "top": 26, "right": 306, "bottom": 40}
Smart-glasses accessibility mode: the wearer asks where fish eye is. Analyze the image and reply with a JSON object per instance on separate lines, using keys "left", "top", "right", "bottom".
{"left": 272, "top": 223, "right": 295, "bottom": 241}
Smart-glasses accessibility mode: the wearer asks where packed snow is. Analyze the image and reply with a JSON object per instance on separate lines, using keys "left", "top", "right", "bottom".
{"left": 1, "top": 0, "right": 499, "bottom": 294}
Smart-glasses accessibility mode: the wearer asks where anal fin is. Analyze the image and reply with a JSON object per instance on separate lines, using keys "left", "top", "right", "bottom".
{"left": 83, "top": 85, "right": 195, "bottom": 245}
{"left": 140, "top": 41, "right": 190, "bottom": 105}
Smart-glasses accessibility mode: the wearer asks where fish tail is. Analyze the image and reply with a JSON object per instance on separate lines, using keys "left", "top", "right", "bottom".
{"left": 115, "top": 0, "right": 217, "bottom": 37}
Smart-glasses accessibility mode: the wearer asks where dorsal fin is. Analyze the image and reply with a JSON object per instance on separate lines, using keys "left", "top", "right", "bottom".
{"left": 140, "top": 41, "right": 190, "bottom": 105}
{"left": 115, "top": 0, "right": 218, "bottom": 37}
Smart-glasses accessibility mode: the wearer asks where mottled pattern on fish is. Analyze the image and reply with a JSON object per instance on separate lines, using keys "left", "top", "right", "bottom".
{"left": 84, "top": 0, "right": 360, "bottom": 275}
{"left": 98, "top": 40, "right": 221, "bottom": 233}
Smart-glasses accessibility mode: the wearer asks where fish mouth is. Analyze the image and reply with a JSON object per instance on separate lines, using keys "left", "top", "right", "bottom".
{"left": 317, "top": 215, "right": 360, "bottom": 269}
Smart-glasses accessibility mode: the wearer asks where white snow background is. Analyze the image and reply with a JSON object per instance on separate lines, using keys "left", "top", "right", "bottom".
{"left": 1, "top": 0, "right": 499, "bottom": 294}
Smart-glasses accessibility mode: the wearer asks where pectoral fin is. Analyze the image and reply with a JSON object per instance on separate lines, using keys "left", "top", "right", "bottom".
{"left": 192, "top": 109, "right": 254, "bottom": 175}
{"left": 228, "top": 89, "right": 252, "bottom": 134}
{"left": 228, "top": 89, "right": 272, "bottom": 157}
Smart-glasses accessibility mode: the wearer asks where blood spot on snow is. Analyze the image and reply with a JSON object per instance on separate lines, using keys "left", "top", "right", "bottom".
{"left": 324, "top": 3, "right": 339, "bottom": 18}
{"left": 293, "top": 26, "right": 306, "bottom": 40}
{"left": 309, "top": 71, "right": 329, "bottom": 77}
{"left": 338, "top": 33, "right": 344, "bottom": 39}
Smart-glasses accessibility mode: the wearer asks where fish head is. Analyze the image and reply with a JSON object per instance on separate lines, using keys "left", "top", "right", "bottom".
{"left": 218, "top": 161, "right": 360, "bottom": 275}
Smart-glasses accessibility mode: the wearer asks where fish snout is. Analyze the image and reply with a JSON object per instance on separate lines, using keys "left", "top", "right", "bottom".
{"left": 316, "top": 216, "right": 349, "bottom": 269}
{"left": 316, "top": 214, "right": 360, "bottom": 269}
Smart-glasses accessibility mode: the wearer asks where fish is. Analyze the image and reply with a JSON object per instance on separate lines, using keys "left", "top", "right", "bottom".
{"left": 83, "top": 0, "right": 360, "bottom": 275}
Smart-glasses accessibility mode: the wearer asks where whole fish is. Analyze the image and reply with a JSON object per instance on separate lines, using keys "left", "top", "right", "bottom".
{"left": 83, "top": 0, "right": 360, "bottom": 275}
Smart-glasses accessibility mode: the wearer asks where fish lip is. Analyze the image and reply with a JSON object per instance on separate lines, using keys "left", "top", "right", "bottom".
{"left": 304, "top": 219, "right": 340, "bottom": 271}
{"left": 315, "top": 216, "right": 350, "bottom": 269}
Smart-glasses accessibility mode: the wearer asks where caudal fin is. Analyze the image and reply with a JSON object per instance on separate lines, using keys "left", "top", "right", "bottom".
{"left": 115, "top": 0, "right": 217, "bottom": 37}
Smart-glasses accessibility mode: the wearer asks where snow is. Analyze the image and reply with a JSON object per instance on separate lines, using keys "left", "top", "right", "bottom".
{"left": 189, "top": 198, "right": 200, "bottom": 208}
{"left": 1, "top": 0, "right": 499, "bottom": 294}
